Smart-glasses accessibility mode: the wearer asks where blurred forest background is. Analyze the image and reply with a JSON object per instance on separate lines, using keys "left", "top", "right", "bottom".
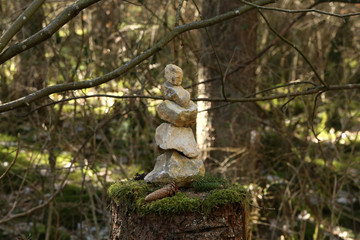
{"left": 1, "top": 0, "right": 360, "bottom": 239}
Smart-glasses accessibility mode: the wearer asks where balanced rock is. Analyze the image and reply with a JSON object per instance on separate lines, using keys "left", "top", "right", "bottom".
{"left": 165, "top": 64, "right": 183, "bottom": 86}
{"left": 157, "top": 100, "right": 197, "bottom": 127}
{"left": 144, "top": 150, "right": 205, "bottom": 187}
{"left": 155, "top": 123, "right": 199, "bottom": 158}
{"left": 161, "top": 81, "right": 190, "bottom": 107}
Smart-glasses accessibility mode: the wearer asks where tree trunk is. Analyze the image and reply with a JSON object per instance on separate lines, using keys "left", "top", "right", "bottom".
{"left": 110, "top": 201, "right": 248, "bottom": 240}
{"left": 197, "top": 1, "right": 261, "bottom": 181}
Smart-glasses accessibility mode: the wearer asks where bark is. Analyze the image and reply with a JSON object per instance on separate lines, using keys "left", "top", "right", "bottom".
{"left": 110, "top": 202, "right": 248, "bottom": 240}
{"left": 197, "top": 1, "right": 261, "bottom": 179}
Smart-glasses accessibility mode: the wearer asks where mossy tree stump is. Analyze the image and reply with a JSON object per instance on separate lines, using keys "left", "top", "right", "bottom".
{"left": 108, "top": 180, "right": 249, "bottom": 240}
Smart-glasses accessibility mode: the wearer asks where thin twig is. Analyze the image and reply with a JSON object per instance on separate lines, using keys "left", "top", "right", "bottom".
{"left": 173, "top": 0, "right": 186, "bottom": 61}
{"left": 311, "top": 90, "right": 325, "bottom": 142}
{"left": 0, "top": 0, "right": 101, "bottom": 64}
{"left": 280, "top": 96, "right": 296, "bottom": 112}
{"left": 184, "top": 1, "right": 321, "bottom": 90}
{"left": 25, "top": 94, "right": 163, "bottom": 116}
{"left": 0, "top": 134, "right": 21, "bottom": 181}
{"left": 175, "top": 0, "right": 186, "bottom": 26}
{"left": 0, "top": 0, "right": 274, "bottom": 113}
{"left": 242, "top": 0, "right": 360, "bottom": 18}
{"left": 192, "top": 0, "right": 227, "bottom": 101}
{"left": 245, "top": 81, "right": 318, "bottom": 98}
{"left": 258, "top": 10, "right": 328, "bottom": 87}
{"left": 23, "top": 83, "right": 360, "bottom": 114}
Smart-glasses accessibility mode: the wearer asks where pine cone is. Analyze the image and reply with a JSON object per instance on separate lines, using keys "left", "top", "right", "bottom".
{"left": 145, "top": 182, "right": 179, "bottom": 202}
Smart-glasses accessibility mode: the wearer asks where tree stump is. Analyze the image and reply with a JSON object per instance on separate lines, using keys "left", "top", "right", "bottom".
{"left": 108, "top": 181, "right": 249, "bottom": 240}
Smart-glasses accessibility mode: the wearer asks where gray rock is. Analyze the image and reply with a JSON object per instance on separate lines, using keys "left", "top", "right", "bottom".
{"left": 144, "top": 150, "right": 205, "bottom": 187}
{"left": 161, "top": 81, "right": 190, "bottom": 107}
{"left": 165, "top": 64, "right": 183, "bottom": 86}
{"left": 157, "top": 100, "right": 197, "bottom": 127}
{"left": 155, "top": 123, "right": 199, "bottom": 158}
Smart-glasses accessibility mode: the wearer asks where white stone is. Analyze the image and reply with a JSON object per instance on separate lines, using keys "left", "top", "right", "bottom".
{"left": 144, "top": 151, "right": 205, "bottom": 187}
{"left": 161, "top": 81, "right": 190, "bottom": 107}
{"left": 157, "top": 100, "right": 197, "bottom": 127}
{"left": 155, "top": 123, "right": 199, "bottom": 158}
{"left": 164, "top": 64, "right": 183, "bottom": 86}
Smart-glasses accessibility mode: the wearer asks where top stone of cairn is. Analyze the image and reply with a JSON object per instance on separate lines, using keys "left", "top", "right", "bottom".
{"left": 165, "top": 64, "right": 183, "bottom": 86}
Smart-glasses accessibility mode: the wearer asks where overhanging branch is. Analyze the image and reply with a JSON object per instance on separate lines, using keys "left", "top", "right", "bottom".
{"left": 0, "top": 0, "right": 102, "bottom": 64}
{"left": 25, "top": 83, "right": 360, "bottom": 115}
{"left": 0, "top": 0, "right": 46, "bottom": 53}
{"left": 0, "top": 0, "right": 274, "bottom": 113}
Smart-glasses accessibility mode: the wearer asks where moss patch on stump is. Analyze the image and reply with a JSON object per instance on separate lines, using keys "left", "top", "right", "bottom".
{"left": 108, "top": 180, "right": 248, "bottom": 216}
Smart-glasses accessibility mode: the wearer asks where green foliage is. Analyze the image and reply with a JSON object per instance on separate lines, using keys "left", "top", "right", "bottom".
{"left": 192, "top": 174, "right": 229, "bottom": 192}
{"left": 108, "top": 180, "right": 247, "bottom": 216}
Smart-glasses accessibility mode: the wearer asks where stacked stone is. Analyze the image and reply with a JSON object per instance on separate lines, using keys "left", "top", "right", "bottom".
{"left": 144, "top": 64, "right": 205, "bottom": 187}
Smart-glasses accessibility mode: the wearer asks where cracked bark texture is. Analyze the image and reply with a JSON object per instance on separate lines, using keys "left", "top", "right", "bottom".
{"left": 110, "top": 202, "right": 248, "bottom": 240}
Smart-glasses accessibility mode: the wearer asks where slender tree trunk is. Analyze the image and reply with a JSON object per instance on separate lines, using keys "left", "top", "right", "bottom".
{"left": 197, "top": 1, "right": 261, "bottom": 181}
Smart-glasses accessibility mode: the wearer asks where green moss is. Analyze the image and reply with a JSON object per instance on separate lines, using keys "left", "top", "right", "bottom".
{"left": 140, "top": 192, "right": 201, "bottom": 215}
{"left": 202, "top": 185, "right": 247, "bottom": 214}
{"left": 108, "top": 180, "right": 247, "bottom": 216}
{"left": 108, "top": 180, "right": 149, "bottom": 210}
{"left": 192, "top": 174, "right": 229, "bottom": 192}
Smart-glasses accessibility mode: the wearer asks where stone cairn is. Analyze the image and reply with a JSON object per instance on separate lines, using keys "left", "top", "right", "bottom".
{"left": 144, "top": 64, "right": 205, "bottom": 187}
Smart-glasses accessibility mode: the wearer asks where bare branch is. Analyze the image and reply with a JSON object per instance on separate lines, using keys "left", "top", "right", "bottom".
{"left": 258, "top": 10, "right": 328, "bottom": 87}
{"left": 193, "top": 83, "right": 360, "bottom": 103}
{"left": 0, "top": 0, "right": 274, "bottom": 113}
{"left": 175, "top": 0, "right": 186, "bottom": 26}
{"left": 192, "top": 0, "right": 227, "bottom": 100}
{"left": 242, "top": 0, "right": 360, "bottom": 18}
{"left": 26, "top": 94, "right": 164, "bottom": 115}
{"left": 245, "top": 81, "right": 319, "bottom": 98}
{"left": 316, "top": 0, "right": 360, "bottom": 3}
{"left": 0, "top": 0, "right": 46, "bottom": 53}
{"left": 0, "top": 134, "right": 21, "bottom": 181}
{"left": 25, "top": 83, "right": 360, "bottom": 115}
{"left": 185, "top": 1, "right": 320, "bottom": 90}
{"left": 0, "top": 0, "right": 102, "bottom": 64}
{"left": 0, "top": 109, "right": 128, "bottom": 224}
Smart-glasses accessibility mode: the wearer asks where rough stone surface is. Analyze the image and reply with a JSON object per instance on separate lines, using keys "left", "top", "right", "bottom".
{"left": 144, "top": 151, "right": 204, "bottom": 187}
{"left": 161, "top": 81, "right": 190, "bottom": 107}
{"left": 157, "top": 100, "right": 197, "bottom": 127}
{"left": 110, "top": 202, "right": 248, "bottom": 240}
{"left": 165, "top": 64, "right": 183, "bottom": 86}
{"left": 155, "top": 123, "right": 199, "bottom": 158}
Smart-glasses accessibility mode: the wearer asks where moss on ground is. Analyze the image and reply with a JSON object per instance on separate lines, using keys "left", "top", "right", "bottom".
{"left": 108, "top": 180, "right": 248, "bottom": 216}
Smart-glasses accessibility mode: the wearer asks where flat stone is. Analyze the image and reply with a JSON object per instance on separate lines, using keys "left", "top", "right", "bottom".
{"left": 161, "top": 81, "right": 190, "bottom": 107}
{"left": 155, "top": 123, "right": 199, "bottom": 158}
{"left": 165, "top": 64, "right": 183, "bottom": 86}
{"left": 144, "top": 151, "right": 205, "bottom": 187}
{"left": 157, "top": 100, "right": 197, "bottom": 127}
